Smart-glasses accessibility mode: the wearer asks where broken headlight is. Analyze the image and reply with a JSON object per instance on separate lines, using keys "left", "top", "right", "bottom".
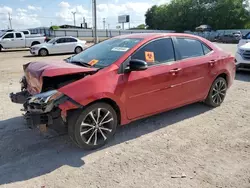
{"left": 26, "top": 90, "right": 64, "bottom": 113}
{"left": 28, "top": 90, "right": 63, "bottom": 104}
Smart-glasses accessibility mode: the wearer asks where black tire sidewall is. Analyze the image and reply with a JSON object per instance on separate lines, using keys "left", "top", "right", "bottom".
{"left": 206, "top": 77, "right": 227, "bottom": 107}
{"left": 69, "top": 102, "right": 118, "bottom": 150}
{"left": 75, "top": 46, "right": 82, "bottom": 54}
{"left": 39, "top": 49, "right": 48, "bottom": 56}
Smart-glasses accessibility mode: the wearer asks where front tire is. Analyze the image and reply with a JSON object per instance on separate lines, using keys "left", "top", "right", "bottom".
{"left": 68, "top": 102, "right": 118, "bottom": 150}
{"left": 39, "top": 48, "right": 48, "bottom": 56}
{"left": 205, "top": 77, "right": 227, "bottom": 107}
{"left": 75, "top": 46, "right": 83, "bottom": 54}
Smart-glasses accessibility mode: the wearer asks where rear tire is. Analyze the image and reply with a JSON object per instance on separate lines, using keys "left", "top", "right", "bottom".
{"left": 75, "top": 46, "right": 83, "bottom": 54}
{"left": 205, "top": 77, "right": 227, "bottom": 107}
{"left": 39, "top": 48, "right": 48, "bottom": 56}
{"left": 68, "top": 102, "right": 118, "bottom": 150}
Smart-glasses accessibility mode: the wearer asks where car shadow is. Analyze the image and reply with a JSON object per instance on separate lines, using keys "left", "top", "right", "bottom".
{"left": 0, "top": 102, "right": 211, "bottom": 185}
{"left": 0, "top": 49, "right": 29, "bottom": 52}
{"left": 235, "top": 71, "right": 250, "bottom": 82}
{"left": 23, "top": 52, "right": 75, "bottom": 58}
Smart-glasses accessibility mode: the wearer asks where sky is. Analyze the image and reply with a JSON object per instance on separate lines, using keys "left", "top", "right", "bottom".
{"left": 0, "top": 0, "right": 170, "bottom": 30}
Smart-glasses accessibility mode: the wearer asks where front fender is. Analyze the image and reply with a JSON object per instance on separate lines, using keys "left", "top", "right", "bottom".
{"left": 58, "top": 68, "right": 128, "bottom": 124}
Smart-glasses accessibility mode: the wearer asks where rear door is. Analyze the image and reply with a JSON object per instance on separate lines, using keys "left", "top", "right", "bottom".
{"left": 14, "top": 32, "right": 25, "bottom": 48}
{"left": 64, "top": 38, "right": 78, "bottom": 53}
{"left": 171, "top": 37, "right": 216, "bottom": 105}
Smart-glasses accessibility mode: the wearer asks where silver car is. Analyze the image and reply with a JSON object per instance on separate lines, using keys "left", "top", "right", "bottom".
{"left": 30, "top": 36, "right": 86, "bottom": 56}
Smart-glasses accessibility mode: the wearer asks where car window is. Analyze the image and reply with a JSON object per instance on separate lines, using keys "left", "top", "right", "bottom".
{"left": 65, "top": 38, "right": 77, "bottom": 42}
{"left": 202, "top": 43, "right": 212, "bottom": 55}
{"left": 3, "top": 33, "right": 14, "bottom": 39}
{"left": 175, "top": 38, "right": 204, "bottom": 59}
{"left": 21, "top": 31, "right": 29, "bottom": 35}
{"left": 56, "top": 38, "right": 66, "bottom": 43}
{"left": 246, "top": 33, "right": 250, "bottom": 39}
{"left": 131, "top": 38, "right": 175, "bottom": 66}
{"left": 15, "top": 33, "right": 22, "bottom": 38}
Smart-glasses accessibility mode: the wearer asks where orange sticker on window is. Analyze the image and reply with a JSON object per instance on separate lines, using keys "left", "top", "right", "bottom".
{"left": 145, "top": 51, "right": 155, "bottom": 63}
{"left": 88, "top": 59, "right": 99, "bottom": 66}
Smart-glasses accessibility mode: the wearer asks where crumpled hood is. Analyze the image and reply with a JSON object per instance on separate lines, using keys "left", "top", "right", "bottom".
{"left": 24, "top": 60, "right": 97, "bottom": 78}
{"left": 23, "top": 60, "right": 97, "bottom": 94}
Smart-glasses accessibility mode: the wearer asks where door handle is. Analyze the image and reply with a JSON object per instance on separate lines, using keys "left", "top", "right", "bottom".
{"left": 170, "top": 68, "right": 182, "bottom": 73}
{"left": 170, "top": 68, "right": 182, "bottom": 75}
{"left": 208, "top": 60, "right": 218, "bottom": 66}
{"left": 11, "top": 39, "right": 14, "bottom": 41}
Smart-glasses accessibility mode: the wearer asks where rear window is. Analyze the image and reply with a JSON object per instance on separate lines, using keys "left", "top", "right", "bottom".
{"left": 15, "top": 33, "right": 22, "bottom": 38}
{"left": 175, "top": 38, "right": 204, "bottom": 59}
{"left": 21, "top": 31, "right": 29, "bottom": 35}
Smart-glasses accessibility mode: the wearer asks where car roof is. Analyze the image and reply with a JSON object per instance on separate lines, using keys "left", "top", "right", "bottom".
{"left": 114, "top": 33, "right": 205, "bottom": 41}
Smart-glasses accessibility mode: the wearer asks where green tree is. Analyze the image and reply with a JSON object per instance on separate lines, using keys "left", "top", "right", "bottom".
{"left": 145, "top": 0, "right": 250, "bottom": 31}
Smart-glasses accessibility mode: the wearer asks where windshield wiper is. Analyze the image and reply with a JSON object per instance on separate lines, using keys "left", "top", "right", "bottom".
{"left": 68, "top": 60, "right": 92, "bottom": 68}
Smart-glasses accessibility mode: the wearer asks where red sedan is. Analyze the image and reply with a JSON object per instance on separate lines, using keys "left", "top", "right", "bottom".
{"left": 10, "top": 33, "right": 235, "bottom": 149}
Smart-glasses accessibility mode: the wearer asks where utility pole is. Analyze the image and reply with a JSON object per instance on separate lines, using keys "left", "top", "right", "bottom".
{"left": 103, "top": 18, "right": 106, "bottom": 29}
{"left": 92, "top": 0, "right": 97, "bottom": 44}
{"left": 72, "top": 11, "right": 76, "bottom": 26}
{"left": 8, "top": 12, "right": 12, "bottom": 29}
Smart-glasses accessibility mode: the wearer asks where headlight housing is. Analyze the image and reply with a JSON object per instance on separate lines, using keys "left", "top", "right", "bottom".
{"left": 28, "top": 90, "right": 63, "bottom": 104}
{"left": 237, "top": 48, "right": 244, "bottom": 55}
{"left": 31, "top": 47, "right": 39, "bottom": 50}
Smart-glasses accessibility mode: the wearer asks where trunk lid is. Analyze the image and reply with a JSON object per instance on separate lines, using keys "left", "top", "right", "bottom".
{"left": 23, "top": 60, "right": 97, "bottom": 95}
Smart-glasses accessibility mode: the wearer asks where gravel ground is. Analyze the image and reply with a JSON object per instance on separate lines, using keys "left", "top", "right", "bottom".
{"left": 0, "top": 44, "right": 249, "bottom": 188}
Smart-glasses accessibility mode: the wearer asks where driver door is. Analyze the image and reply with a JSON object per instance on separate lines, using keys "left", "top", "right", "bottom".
{"left": 1, "top": 33, "right": 15, "bottom": 48}
{"left": 50, "top": 38, "right": 66, "bottom": 54}
{"left": 123, "top": 38, "right": 183, "bottom": 120}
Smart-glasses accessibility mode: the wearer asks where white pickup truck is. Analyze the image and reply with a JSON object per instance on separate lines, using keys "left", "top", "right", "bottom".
{"left": 0, "top": 31, "right": 46, "bottom": 51}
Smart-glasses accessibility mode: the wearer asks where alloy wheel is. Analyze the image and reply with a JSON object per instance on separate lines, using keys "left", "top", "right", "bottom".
{"left": 80, "top": 108, "right": 114, "bottom": 146}
{"left": 211, "top": 79, "right": 227, "bottom": 105}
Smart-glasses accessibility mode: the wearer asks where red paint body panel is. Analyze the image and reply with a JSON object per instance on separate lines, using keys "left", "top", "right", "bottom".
{"left": 25, "top": 33, "right": 235, "bottom": 125}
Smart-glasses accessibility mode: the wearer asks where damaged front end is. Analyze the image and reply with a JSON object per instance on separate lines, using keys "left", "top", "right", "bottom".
{"left": 23, "top": 90, "right": 66, "bottom": 129}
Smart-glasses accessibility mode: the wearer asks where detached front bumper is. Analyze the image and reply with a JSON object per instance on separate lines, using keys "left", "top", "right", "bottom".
{"left": 10, "top": 89, "right": 76, "bottom": 129}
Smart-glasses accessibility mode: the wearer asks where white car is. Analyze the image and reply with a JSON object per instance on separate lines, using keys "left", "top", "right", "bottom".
{"left": 30, "top": 36, "right": 86, "bottom": 56}
{"left": 235, "top": 42, "right": 250, "bottom": 70}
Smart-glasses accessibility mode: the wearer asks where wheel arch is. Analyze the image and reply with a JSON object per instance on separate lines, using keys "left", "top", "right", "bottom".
{"left": 86, "top": 98, "right": 121, "bottom": 125}
{"left": 39, "top": 48, "right": 49, "bottom": 55}
{"left": 31, "top": 41, "right": 41, "bottom": 46}
{"left": 215, "top": 72, "right": 228, "bottom": 85}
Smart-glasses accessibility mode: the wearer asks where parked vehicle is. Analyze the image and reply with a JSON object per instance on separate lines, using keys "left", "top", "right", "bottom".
{"left": 10, "top": 33, "right": 235, "bottom": 149}
{"left": 30, "top": 36, "right": 86, "bottom": 56}
{"left": 0, "top": 31, "right": 46, "bottom": 51}
{"left": 238, "top": 31, "right": 250, "bottom": 47}
{"left": 215, "top": 34, "right": 240, "bottom": 43}
{"left": 235, "top": 42, "right": 250, "bottom": 70}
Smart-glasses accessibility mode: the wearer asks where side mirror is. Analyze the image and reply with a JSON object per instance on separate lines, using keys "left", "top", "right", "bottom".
{"left": 53, "top": 42, "right": 57, "bottom": 45}
{"left": 126, "top": 59, "right": 148, "bottom": 72}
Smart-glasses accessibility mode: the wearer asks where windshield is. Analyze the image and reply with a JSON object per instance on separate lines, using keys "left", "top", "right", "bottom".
{"left": 48, "top": 38, "right": 57, "bottom": 43}
{"left": 68, "top": 38, "right": 142, "bottom": 68}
